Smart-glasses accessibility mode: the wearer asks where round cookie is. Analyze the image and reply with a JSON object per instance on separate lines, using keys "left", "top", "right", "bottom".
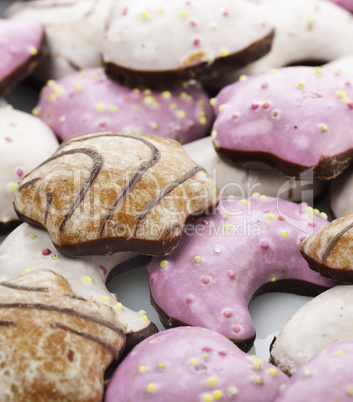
{"left": 0, "top": 268, "right": 125, "bottom": 401}
{"left": 102, "top": 0, "right": 274, "bottom": 86}
{"left": 212, "top": 66, "right": 353, "bottom": 180}
{"left": 13, "top": 131, "right": 219, "bottom": 257}
{"left": 0, "top": 222, "right": 157, "bottom": 352}
{"left": 105, "top": 326, "right": 288, "bottom": 402}
{"left": 6, "top": 0, "right": 114, "bottom": 83}
{"left": 270, "top": 285, "right": 353, "bottom": 376}
{"left": 0, "top": 107, "right": 59, "bottom": 234}
{"left": 35, "top": 67, "right": 213, "bottom": 144}
{"left": 0, "top": 18, "right": 44, "bottom": 97}
{"left": 147, "top": 196, "right": 335, "bottom": 351}
{"left": 276, "top": 341, "right": 353, "bottom": 401}
{"left": 184, "top": 136, "right": 326, "bottom": 202}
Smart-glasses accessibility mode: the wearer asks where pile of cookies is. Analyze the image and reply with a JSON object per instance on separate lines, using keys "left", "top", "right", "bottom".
{"left": 2, "top": 0, "right": 353, "bottom": 400}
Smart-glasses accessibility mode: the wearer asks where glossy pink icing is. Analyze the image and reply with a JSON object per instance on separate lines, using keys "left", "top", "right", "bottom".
{"left": 147, "top": 195, "right": 336, "bottom": 345}
{"left": 0, "top": 18, "right": 43, "bottom": 84}
{"left": 276, "top": 341, "right": 353, "bottom": 401}
{"left": 36, "top": 67, "right": 213, "bottom": 143}
{"left": 212, "top": 66, "right": 353, "bottom": 169}
{"left": 105, "top": 326, "right": 288, "bottom": 402}
{"left": 328, "top": 0, "right": 353, "bottom": 12}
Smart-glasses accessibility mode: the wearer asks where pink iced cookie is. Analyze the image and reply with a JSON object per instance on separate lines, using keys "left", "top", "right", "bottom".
{"left": 35, "top": 67, "right": 212, "bottom": 143}
{"left": 105, "top": 327, "right": 288, "bottom": 402}
{"left": 327, "top": 0, "right": 353, "bottom": 12}
{"left": 276, "top": 341, "right": 353, "bottom": 401}
{"left": 147, "top": 195, "right": 336, "bottom": 351}
{"left": 212, "top": 66, "right": 353, "bottom": 180}
{"left": 0, "top": 18, "right": 44, "bottom": 97}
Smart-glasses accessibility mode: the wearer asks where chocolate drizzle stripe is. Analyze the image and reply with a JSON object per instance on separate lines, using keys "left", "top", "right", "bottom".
{"left": 0, "top": 282, "right": 49, "bottom": 292}
{"left": 0, "top": 303, "right": 123, "bottom": 335}
{"left": 0, "top": 321, "right": 16, "bottom": 327}
{"left": 44, "top": 192, "right": 53, "bottom": 225}
{"left": 133, "top": 165, "right": 205, "bottom": 235}
{"left": 163, "top": 223, "right": 183, "bottom": 241}
{"left": 321, "top": 221, "right": 353, "bottom": 263}
{"left": 18, "top": 177, "right": 40, "bottom": 192}
{"left": 50, "top": 322, "right": 121, "bottom": 360}
{"left": 64, "top": 293, "right": 86, "bottom": 301}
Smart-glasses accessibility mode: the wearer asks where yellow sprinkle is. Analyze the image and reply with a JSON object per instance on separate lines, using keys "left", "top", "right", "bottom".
{"left": 266, "top": 214, "right": 275, "bottom": 219}
{"left": 139, "top": 365, "right": 147, "bottom": 373}
{"left": 136, "top": 129, "right": 143, "bottom": 135}
{"left": 182, "top": 81, "right": 190, "bottom": 87}
{"left": 75, "top": 84, "right": 83, "bottom": 92}
{"left": 239, "top": 199, "right": 248, "bottom": 204}
{"left": 29, "top": 46, "right": 38, "bottom": 55}
{"left": 203, "top": 353, "right": 209, "bottom": 360}
{"left": 302, "top": 369, "right": 311, "bottom": 377}
{"left": 8, "top": 182, "right": 18, "bottom": 192}
{"left": 100, "top": 295, "right": 110, "bottom": 302}
{"left": 260, "top": 195, "right": 268, "bottom": 199}
{"left": 160, "top": 260, "right": 168, "bottom": 268}
{"left": 65, "top": 277, "right": 71, "bottom": 282}
{"left": 90, "top": 72, "right": 97, "bottom": 78}
{"left": 342, "top": 97, "right": 351, "bottom": 104}
{"left": 119, "top": 32, "right": 125, "bottom": 39}
{"left": 134, "top": 104, "right": 141, "bottom": 110}
{"left": 270, "top": 276, "right": 277, "bottom": 282}
{"left": 51, "top": 254, "right": 58, "bottom": 261}
{"left": 115, "top": 302, "right": 123, "bottom": 310}
{"left": 158, "top": 7, "right": 165, "bottom": 13}
{"left": 307, "top": 206, "right": 313, "bottom": 212}
{"left": 110, "top": 105, "right": 119, "bottom": 113}
{"left": 96, "top": 104, "right": 105, "bottom": 112}
{"left": 197, "top": 99, "right": 205, "bottom": 106}
{"left": 79, "top": 70, "right": 86, "bottom": 77}
{"left": 228, "top": 387, "right": 238, "bottom": 396}
{"left": 203, "top": 394, "right": 213, "bottom": 402}
{"left": 59, "top": 115, "right": 66, "bottom": 122}
{"left": 199, "top": 116, "right": 207, "bottom": 125}
{"left": 314, "top": 208, "right": 320, "bottom": 213}
{"left": 162, "top": 91, "right": 171, "bottom": 99}
{"left": 252, "top": 192, "right": 260, "bottom": 197}
{"left": 5, "top": 104, "right": 13, "bottom": 109}
{"left": 156, "top": 362, "right": 165, "bottom": 369}
{"left": 279, "top": 384, "right": 287, "bottom": 391}
{"left": 194, "top": 256, "right": 202, "bottom": 263}
{"left": 170, "top": 103, "right": 177, "bottom": 110}
{"left": 207, "top": 377, "right": 218, "bottom": 386}
{"left": 320, "top": 123, "right": 328, "bottom": 132}
{"left": 210, "top": 98, "right": 216, "bottom": 106}
{"left": 147, "top": 383, "right": 156, "bottom": 393}
{"left": 268, "top": 368, "right": 278, "bottom": 376}
{"left": 47, "top": 79, "right": 55, "bottom": 86}
{"left": 180, "top": 9, "right": 188, "bottom": 17}
{"left": 144, "top": 96, "right": 154, "bottom": 104}
{"left": 141, "top": 314, "right": 148, "bottom": 322}
{"left": 334, "top": 350, "right": 344, "bottom": 356}
{"left": 320, "top": 212, "right": 328, "bottom": 219}
{"left": 224, "top": 224, "right": 232, "bottom": 231}
{"left": 218, "top": 104, "right": 226, "bottom": 112}
{"left": 281, "top": 230, "right": 289, "bottom": 238}
{"left": 269, "top": 68, "right": 277, "bottom": 74}
{"left": 213, "top": 390, "right": 223, "bottom": 399}
{"left": 29, "top": 234, "right": 36, "bottom": 240}
{"left": 150, "top": 122, "right": 158, "bottom": 130}
{"left": 189, "top": 358, "right": 199, "bottom": 366}
{"left": 141, "top": 11, "right": 150, "bottom": 19}
{"left": 0, "top": 279, "right": 3, "bottom": 283}
{"left": 239, "top": 75, "right": 248, "bottom": 81}
{"left": 144, "top": 89, "right": 151, "bottom": 94}
{"left": 298, "top": 82, "right": 305, "bottom": 88}
{"left": 23, "top": 269, "right": 31, "bottom": 274}
{"left": 347, "top": 385, "right": 353, "bottom": 395}
{"left": 32, "top": 107, "right": 39, "bottom": 116}
{"left": 211, "top": 22, "right": 218, "bottom": 30}
{"left": 338, "top": 91, "right": 346, "bottom": 98}
{"left": 53, "top": 85, "right": 62, "bottom": 96}
{"left": 254, "top": 375, "right": 264, "bottom": 385}
{"left": 122, "top": 321, "right": 128, "bottom": 329}
{"left": 139, "top": 309, "right": 147, "bottom": 315}
{"left": 211, "top": 130, "right": 217, "bottom": 139}
{"left": 180, "top": 92, "right": 188, "bottom": 99}
{"left": 222, "top": 215, "right": 229, "bottom": 220}
{"left": 177, "top": 110, "right": 186, "bottom": 119}
{"left": 314, "top": 66, "right": 322, "bottom": 75}
{"left": 84, "top": 275, "right": 93, "bottom": 283}
{"left": 253, "top": 359, "right": 264, "bottom": 370}
{"left": 220, "top": 47, "right": 229, "bottom": 57}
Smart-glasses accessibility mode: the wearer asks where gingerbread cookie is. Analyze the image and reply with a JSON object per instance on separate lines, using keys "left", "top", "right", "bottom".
{"left": 34, "top": 67, "right": 212, "bottom": 144}
{"left": 300, "top": 212, "right": 353, "bottom": 282}
{"left": 102, "top": 0, "right": 274, "bottom": 86}
{"left": 184, "top": 136, "right": 326, "bottom": 201}
{"left": 6, "top": 0, "right": 114, "bottom": 83}
{"left": 0, "top": 269, "right": 125, "bottom": 401}
{"left": 276, "top": 341, "right": 353, "bottom": 401}
{"left": 105, "top": 326, "right": 288, "bottom": 402}
{"left": 0, "top": 18, "right": 44, "bottom": 97}
{"left": 270, "top": 285, "right": 353, "bottom": 376}
{"left": 0, "top": 107, "right": 59, "bottom": 234}
{"left": 147, "top": 195, "right": 335, "bottom": 351}
{"left": 0, "top": 222, "right": 157, "bottom": 352}
{"left": 13, "top": 131, "right": 219, "bottom": 257}
{"left": 212, "top": 66, "right": 353, "bottom": 180}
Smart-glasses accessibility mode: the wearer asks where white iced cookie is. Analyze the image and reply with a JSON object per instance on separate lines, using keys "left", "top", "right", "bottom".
{"left": 102, "top": 0, "right": 274, "bottom": 85}
{"left": 0, "top": 223, "right": 157, "bottom": 351}
{"left": 183, "top": 136, "right": 326, "bottom": 201}
{"left": 6, "top": 0, "right": 115, "bottom": 83}
{"left": 269, "top": 285, "right": 353, "bottom": 376}
{"left": 0, "top": 107, "right": 58, "bottom": 233}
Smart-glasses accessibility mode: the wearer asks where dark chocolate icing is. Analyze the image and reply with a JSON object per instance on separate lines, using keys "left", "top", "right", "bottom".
{"left": 0, "top": 282, "right": 49, "bottom": 292}
{"left": 321, "top": 221, "right": 353, "bottom": 263}
{"left": 44, "top": 192, "right": 53, "bottom": 225}
{"left": 0, "top": 321, "right": 16, "bottom": 327}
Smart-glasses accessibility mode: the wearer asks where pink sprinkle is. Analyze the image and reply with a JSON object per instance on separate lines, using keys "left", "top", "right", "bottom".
{"left": 223, "top": 310, "right": 232, "bottom": 318}
{"left": 348, "top": 103, "right": 353, "bottom": 110}
{"left": 127, "top": 329, "right": 133, "bottom": 334}
{"left": 202, "top": 276, "right": 210, "bottom": 285}
{"left": 278, "top": 216, "right": 285, "bottom": 221}
{"left": 261, "top": 241, "right": 269, "bottom": 249}
{"left": 42, "top": 249, "right": 51, "bottom": 256}
{"left": 202, "top": 346, "right": 211, "bottom": 352}
{"left": 231, "top": 113, "right": 238, "bottom": 120}
{"left": 261, "top": 82, "right": 269, "bottom": 89}
{"left": 345, "top": 81, "right": 352, "bottom": 87}
{"left": 186, "top": 296, "right": 193, "bottom": 303}
{"left": 193, "top": 38, "right": 200, "bottom": 46}
{"left": 99, "top": 120, "right": 107, "bottom": 128}
{"left": 223, "top": 11, "right": 229, "bottom": 17}
{"left": 308, "top": 222, "right": 315, "bottom": 227}
{"left": 122, "top": 7, "right": 128, "bottom": 15}
{"left": 233, "top": 325, "right": 241, "bottom": 333}
{"left": 16, "top": 168, "right": 23, "bottom": 177}
{"left": 150, "top": 272, "right": 156, "bottom": 281}
{"left": 5, "top": 137, "right": 12, "bottom": 142}
{"left": 227, "top": 270, "right": 236, "bottom": 279}
{"left": 219, "top": 351, "right": 227, "bottom": 356}
{"left": 299, "top": 235, "right": 307, "bottom": 243}
{"left": 190, "top": 20, "right": 197, "bottom": 27}
{"left": 251, "top": 103, "right": 259, "bottom": 110}
{"left": 263, "top": 209, "right": 269, "bottom": 213}
{"left": 100, "top": 265, "right": 107, "bottom": 275}
{"left": 186, "top": 1, "right": 191, "bottom": 4}
{"left": 203, "top": 220, "right": 210, "bottom": 225}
